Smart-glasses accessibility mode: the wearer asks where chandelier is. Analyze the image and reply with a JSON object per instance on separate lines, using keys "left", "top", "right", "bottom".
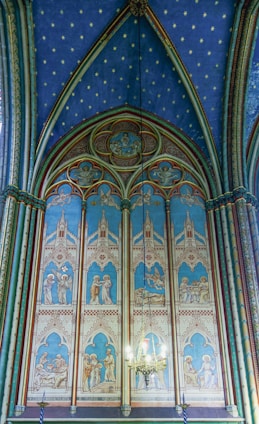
{"left": 125, "top": 0, "right": 167, "bottom": 389}
{"left": 126, "top": 328, "right": 167, "bottom": 387}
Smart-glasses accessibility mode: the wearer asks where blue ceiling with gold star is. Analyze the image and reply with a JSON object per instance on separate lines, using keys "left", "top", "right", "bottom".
{"left": 32, "top": 0, "right": 259, "bottom": 163}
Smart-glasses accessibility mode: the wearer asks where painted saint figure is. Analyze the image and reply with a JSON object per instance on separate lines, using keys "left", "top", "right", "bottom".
{"left": 82, "top": 353, "right": 92, "bottom": 392}
{"left": 43, "top": 274, "right": 55, "bottom": 305}
{"left": 179, "top": 276, "right": 209, "bottom": 304}
{"left": 33, "top": 351, "right": 68, "bottom": 390}
{"left": 183, "top": 355, "right": 198, "bottom": 386}
{"left": 179, "top": 277, "right": 190, "bottom": 303}
{"left": 57, "top": 273, "right": 72, "bottom": 304}
{"left": 89, "top": 353, "right": 102, "bottom": 388}
{"left": 153, "top": 165, "right": 178, "bottom": 185}
{"left": 190, "top": 280, "right": 200, "bottom": 303}
{"left": 101, "top": 275, "right": 113, "bottom": 305}
{"left": 89, "top": 274, "right": 114, "bottom": 305}
{"left": 199, "top": 276, "right": 210, "bottom": 303}
{"left": 109, "top": 131, "right": 141, "bottom": 157}
{"left": 90, "top": 275, "right": 102, "bottom": 304}
{"left": 53, "top": 354, "right": 68, "bottom": 388}
{"left": 39, "top": 352, "right": 49, "bottom": 367}
{"left": 198, "top": 355, "right": 217, "bottom": 388}
{"left": 72, "top": 165, "right": 97, "bottom": 186}
{"left": 34, "top": 363, "right": 55, "bottom": 391}
{"left": 103, "top": 349, "right": 115, "bottom": 382}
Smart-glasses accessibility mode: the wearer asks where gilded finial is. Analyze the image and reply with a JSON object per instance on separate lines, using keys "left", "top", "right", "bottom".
{"left": 129, "top": 0, "right": 148, "bottom": 16}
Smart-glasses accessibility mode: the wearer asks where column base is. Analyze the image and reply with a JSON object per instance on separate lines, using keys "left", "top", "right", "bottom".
{"left": 70, "top": 405, "right": 77, "bottom": 414}
{"left": 121, "top": 404, "right": 131, "bottom": 417}
{"left": 14, "top": 405, "right": 26, "bottom": 416}
{"left": 226, "top": 404, "right": 239, "bottom": 417}
{"left": 175, "top": 405, "right": 183, "bottom": 416}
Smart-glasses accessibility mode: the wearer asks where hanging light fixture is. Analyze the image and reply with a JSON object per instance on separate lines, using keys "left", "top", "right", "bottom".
{"left": 126, "top": 197, "right": 167, "bottom": 387}
{"left": 126, "top": 0, "right": 167, "bottom": 389}
{"left": 126, "top": 320, "right": 167, "bottom": 387}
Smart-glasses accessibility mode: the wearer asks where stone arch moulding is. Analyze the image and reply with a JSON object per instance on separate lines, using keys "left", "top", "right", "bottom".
{"left": 16, "top": 111, "right": 235, "bottom": 417}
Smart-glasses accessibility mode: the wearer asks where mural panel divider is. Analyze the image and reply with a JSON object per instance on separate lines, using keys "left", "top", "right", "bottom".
{"left": 165, "top": 198, "right": 179, "bottom": 405}
{"left": 71, "top": 201, "right": 86, "bottom": 412}
{"left": 121, "top": 199, "right": 131, "bottom": 416}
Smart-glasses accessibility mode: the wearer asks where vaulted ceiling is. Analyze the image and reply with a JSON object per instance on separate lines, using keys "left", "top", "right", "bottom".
{"left": 7, "top": 0, "right": 256, "bottom": 199}
{"left": 32, "top": 0, "right": 258, "bottom": 156}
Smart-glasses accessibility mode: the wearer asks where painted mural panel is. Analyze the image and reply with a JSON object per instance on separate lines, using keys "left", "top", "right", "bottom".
{"left": 29, "top": 311, "right": 74, "bottom": 398}
{"left": 178, "top": 311, "right": 224, "bottom": 403}
{"left": 25, "top": 142, "right": 227, "bottom": 408}
{"left": 84, "top": 183, "right": 121, "bottom": 306}
{"left": 130, "top": 183, "right": 172, "bottom": 402}
{"left": 80, "top": 328, "right": 119, "bottom": 398}
{"left": 33, "top": 332, "right": 69, "bottom": 391}
{"left": 134, "top": 332, "right": 168, "bottom": 391}
{"left": 78, "top": 183, "right": 121, "bottom": 402}
{"left": 170, "top": 184, "right": 210, "bottom": 302}
{"left": 40, "top": 183, "right": 81, "bottom": 306}
{"left": 28, "top": 184, "right": 82, "bottom": 401}
{"left": 183, "top": 332, "right": 218, "bottom": 390}
{"left": 170, "top": 183, "right": 224, "bottom": 404}
{"left": 131, "top": 183, "right": 167, "bottom": 305}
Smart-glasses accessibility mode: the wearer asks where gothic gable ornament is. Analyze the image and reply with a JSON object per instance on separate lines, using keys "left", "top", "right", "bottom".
{"left": 129, "top": 0, "right": 148, "bottom": 16}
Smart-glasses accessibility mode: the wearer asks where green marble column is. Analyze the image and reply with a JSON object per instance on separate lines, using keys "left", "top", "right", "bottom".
{"left": 225, "top": 200, "right": 258, "bottom": 424}
{"left": 0, "top": 198, "right": 26, "bottom": 420}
